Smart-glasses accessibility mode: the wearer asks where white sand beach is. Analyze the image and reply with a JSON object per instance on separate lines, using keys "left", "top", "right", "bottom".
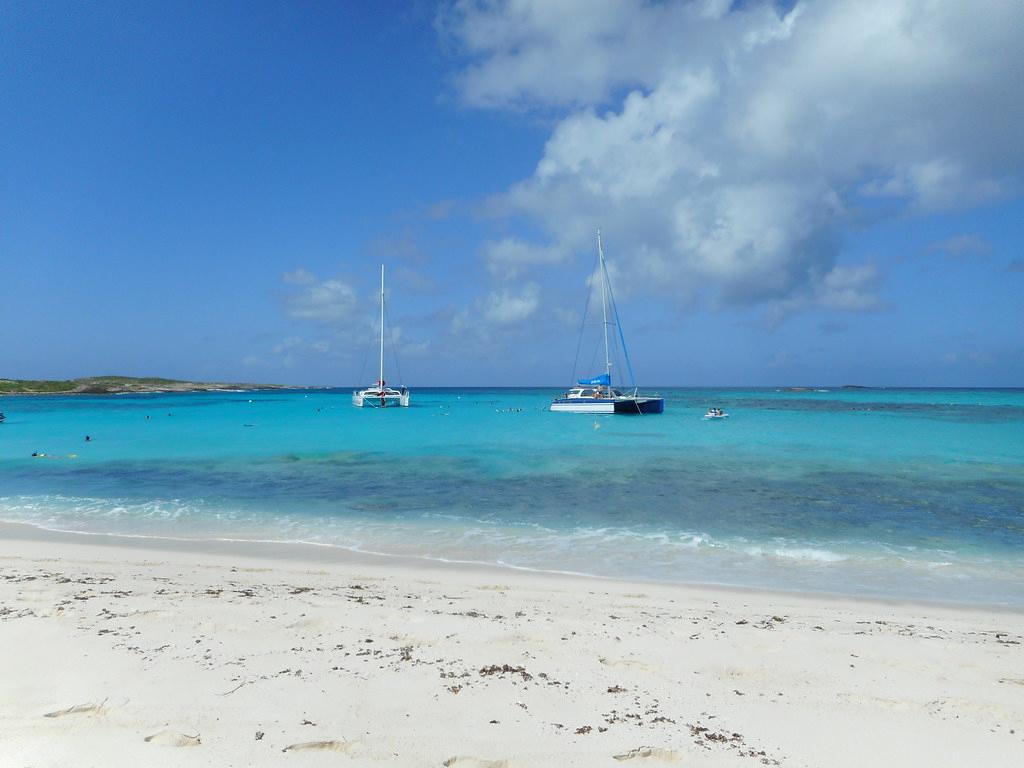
{"left": 1, "top": 523, "right": 1022, "bottom": 767}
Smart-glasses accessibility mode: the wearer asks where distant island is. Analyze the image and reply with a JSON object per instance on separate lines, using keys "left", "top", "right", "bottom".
{"left": 0, "top": 376, "right": 282, "bottom": 395}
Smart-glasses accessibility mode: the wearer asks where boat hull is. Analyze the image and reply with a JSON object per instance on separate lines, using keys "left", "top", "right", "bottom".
{"left": 352, "top": 391, "right": 410, "bottom": 408}
{"left": 550, "top": 397, "right": 663, "bottom": 414}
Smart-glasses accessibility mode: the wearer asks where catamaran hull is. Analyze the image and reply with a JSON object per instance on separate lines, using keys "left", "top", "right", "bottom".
{"left": 352, "top": 392, "right": 410, "bottom": 408}
{"left": 550, "top": 397, "right": 664, "bottom": 414}
{"left": 621, "top": 398, "right": 664, "bottom": 414}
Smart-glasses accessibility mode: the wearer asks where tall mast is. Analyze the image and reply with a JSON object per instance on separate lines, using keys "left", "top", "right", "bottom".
{"left": 597, "top": 229, "right": 611, "bottom": 388}
{"left": 379, "top": 264, "right": 385, "bottom": 386}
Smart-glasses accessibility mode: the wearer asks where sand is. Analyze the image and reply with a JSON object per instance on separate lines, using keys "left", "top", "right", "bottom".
{"left": 1, "top": 523, "right": 1022, "bottom": 767}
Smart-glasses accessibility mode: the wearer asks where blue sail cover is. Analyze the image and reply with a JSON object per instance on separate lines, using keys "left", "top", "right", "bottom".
{"left": 577, "top": 373, "right": 611, "bottom": 386}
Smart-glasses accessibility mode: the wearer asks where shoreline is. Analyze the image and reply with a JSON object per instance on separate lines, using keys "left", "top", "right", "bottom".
{"left": 0, "top": 386, "right": 286, "bottom": 397}
{"left": 3, "top": 519, "right": 1022, "bottom": 617}
{"left": 2, "top": 524, "right": 1023, "bottom": 766}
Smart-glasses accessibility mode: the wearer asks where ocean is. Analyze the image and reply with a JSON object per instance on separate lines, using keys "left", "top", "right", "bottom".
{"left": 1, "top": 387, "right": 1022, "bottom": 606}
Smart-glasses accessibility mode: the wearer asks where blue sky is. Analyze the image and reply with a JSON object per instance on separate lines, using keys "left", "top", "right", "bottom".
{"left": 2, "top": 1, "right": 1021, "bottom": 387}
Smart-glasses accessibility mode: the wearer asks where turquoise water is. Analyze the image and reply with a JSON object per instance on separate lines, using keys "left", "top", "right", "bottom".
{"left": 1, "top": 387, "right": 1023, "bottom": 605}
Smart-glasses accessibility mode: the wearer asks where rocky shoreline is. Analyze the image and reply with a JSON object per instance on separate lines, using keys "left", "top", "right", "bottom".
{"left": 0, "top": 377, "right": 282, "bottom": 395}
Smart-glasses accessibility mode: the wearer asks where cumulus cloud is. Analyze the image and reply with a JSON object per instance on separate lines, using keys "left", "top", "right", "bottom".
{"left": 284, "top": 272, "right": 358, "bottom": 324}
{"left": 483, "top": 237, "right": 565, "bottom": 277}
{"left": 440, "top": 0, "right": 1024, "bottom": 315}
{"left": 445, "top": 282, "right": 545, "bottom": 353}
{"left": 482, "top": 282, "right": 540, "bottom": 324}
{"left": 272, "top": 336, "right": 306, "bottom": 355}
{"left": 765, "top": 263, "right": 883, "bottom": 326}
{"left": 279, "top": 269, "right": 430, "bottom": 366}
{"left": 282, "top": 268, "right": 317, "bottom": 285}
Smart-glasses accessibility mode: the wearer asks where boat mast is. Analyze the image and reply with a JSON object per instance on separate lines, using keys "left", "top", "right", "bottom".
{"left": 379, "top": 264, "right": 385, "bottom": 387}
{"left": 597, "top": 229, "right": 612, "bottom": 390}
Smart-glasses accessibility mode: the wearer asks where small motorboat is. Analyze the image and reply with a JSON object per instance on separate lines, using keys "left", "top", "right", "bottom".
{"left": 703, "top": 408, "right": 729, "bottom": 420}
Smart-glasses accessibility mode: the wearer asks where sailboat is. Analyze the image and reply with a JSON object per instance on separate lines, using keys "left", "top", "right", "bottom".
{"left": 352, "top": 265, "right": 410, "bottom": 408}
{"left": 550, "top": 230, "right": 664, "bottom": 414}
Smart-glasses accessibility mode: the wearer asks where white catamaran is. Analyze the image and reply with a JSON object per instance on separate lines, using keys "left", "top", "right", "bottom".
{"left": 352, "top": 265, "right": 410, "bottom": 408}
{"left": 551, "top": 230, "right": 664, "bottom": 415}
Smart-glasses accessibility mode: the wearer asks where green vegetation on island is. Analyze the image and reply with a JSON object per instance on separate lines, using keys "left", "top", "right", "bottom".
{"left": 0, "top": 376, "right": 281, "bottom": 395}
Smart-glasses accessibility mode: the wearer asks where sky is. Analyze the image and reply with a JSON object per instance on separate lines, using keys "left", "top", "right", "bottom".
{"left": 1, "top": 0, "right": 1022, "bottom": 387}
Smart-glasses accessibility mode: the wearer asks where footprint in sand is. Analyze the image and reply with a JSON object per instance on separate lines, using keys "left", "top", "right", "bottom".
{"left": 442, "top": 758, "right": 510, "bottom": 768}
{"left": 145, "top": 730, "right": 201, "bottom": 747}
{"left": 599, "top": 658, "right": 654, "bottom": 673}
{"left": 44, "top": 703, "right": 106, "bottom": 718}
{"left": 282, "top": 740, "right": 352, "bottom": 753}
{"left": 612, "top": 747, "right": 681, "bottom": 762}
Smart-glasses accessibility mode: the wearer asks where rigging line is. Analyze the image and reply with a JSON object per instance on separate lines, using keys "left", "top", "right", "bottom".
{"left": 383, "top": 302, "right": 405, "bottom": 386}
{"left": 356, "top": 327, "right": 372, "bottom": 388}
{"left": 586, "top": 332, "right": 603, "bottom": 380}
{"left": 569, "top": 248, "right": 598, "bottom": 385}
{"left": 604, "top": 267, "right": 637, "bottom": 391}
{"left": 611, "top": 329, "right": 624, "bottom": 389}
{"left": 604, "top": 297, "right": 624, "bottom": 388}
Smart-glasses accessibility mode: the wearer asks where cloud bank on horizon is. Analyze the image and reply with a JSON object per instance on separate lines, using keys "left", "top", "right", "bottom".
{"left": 439, "top": 0, "right": 1022, "bottom": 320}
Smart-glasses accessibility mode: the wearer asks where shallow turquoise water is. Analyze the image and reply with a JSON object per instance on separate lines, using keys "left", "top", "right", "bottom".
{"left": 1, "top": 387, "right": 1022, "bottom": 605}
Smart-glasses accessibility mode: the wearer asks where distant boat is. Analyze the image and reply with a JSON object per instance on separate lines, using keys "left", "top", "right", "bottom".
{"left": 703, "top": 408, "right": 729, "bottom": 420}
{"left": 551, "top": 230, "right": 664, "bottom": 415}
{"left": 0, "top": 411, "right": 5, "bottom": 423}
{"left": 352, "top": 265, "right": 410, "bottom": 408}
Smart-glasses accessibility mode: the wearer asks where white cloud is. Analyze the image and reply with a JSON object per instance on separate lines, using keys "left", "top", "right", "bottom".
{"left": 445, "top": 281, "right": 545, "bottom": 354}
{"left": 482, "top": 282, "right": 540, "bottom": 324}
{"left": 253, "top": 336, "right": 335, "bottom": 369}
{"left": 441, "top": 0, "right": 1024, "bottom": 315}
{"left": 815, "top": 264, "right": 881, "bottom": 312}
{"left": 282, "top": 268, "right": 316, "bottom": 285}
{"left": 272, "top": 336, "right": 306, "bottom": 355}
{"left": 280, "top": 270, "right": 430, "bottom": 365}
{"left": 764, "top": 262, "right": 883, "bottom": 326}
{"left": 483, "top": 237, "right": 565, "bottom": 277}
{"left": 285, "top": 273, "right": 358, "bottom": 324}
